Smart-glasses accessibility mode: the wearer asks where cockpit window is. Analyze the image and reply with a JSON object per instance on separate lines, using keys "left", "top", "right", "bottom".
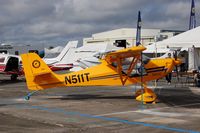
{"left": 111, "top": 56, "right": 148, "bottom": 77}
{"left": 142, "top": 55, "right": 150, "bottom": 64}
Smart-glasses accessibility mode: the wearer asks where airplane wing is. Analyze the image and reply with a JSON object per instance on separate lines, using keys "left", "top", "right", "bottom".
{"left": 104, "top": 45, "right": 146, "bottom": 85}
{"left": 105, "top": 45, "right": 146, "bottom": 64}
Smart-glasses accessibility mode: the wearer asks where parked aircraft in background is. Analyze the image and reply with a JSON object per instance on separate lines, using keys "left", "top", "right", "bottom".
{"left": 0, "top": 41, "right": 78, "bottom": 80}
{"left": 21, "top": 45, "right": 181, "bottom": 103}
{"left": 43, "top": 41, "right": 78, "bottom": 71}
{"left": 74, "top": 49, "right": 122, "bottom": 71}
{"left": 0, "top": 53, "right": 22, "bottom": 80}
{"left": 44, "top": 46, "right": 63, "bottom": 58}
{"left": 60, "top": 42, "right": 122, "bottom": 71}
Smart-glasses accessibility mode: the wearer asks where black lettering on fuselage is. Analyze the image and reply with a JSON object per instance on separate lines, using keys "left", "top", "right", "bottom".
{"left": 72, "top": 75, "right": 77, "bottom": 83}
{"left": 81, "top": 74, "right": 84, "bottom": 82}
{"left": 77, "top": 74, "right": 81, "bottom": 82}
{"left": 65, "top": 73, "right": 90, "bottom": 85}
{"left": 84, "top": 73, "right": 90, "bottom": 81}
{"left": 65, "top": 76, "right": 71, "bottom": 84}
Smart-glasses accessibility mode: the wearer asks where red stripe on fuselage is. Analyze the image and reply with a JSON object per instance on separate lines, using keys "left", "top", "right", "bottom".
{"left": 0, "top": 65, "right": 6, "bottom": 72}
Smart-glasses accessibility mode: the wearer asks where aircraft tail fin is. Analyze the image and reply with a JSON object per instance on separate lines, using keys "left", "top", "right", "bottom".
{"left": 21, "top": 53, "right": 63, "bottom": 91}
{"left": 55, "top": 41, "right": 78, "bottom": 62}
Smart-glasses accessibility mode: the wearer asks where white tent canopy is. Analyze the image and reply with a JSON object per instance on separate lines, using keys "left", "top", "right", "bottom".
{"left": 155, "top": 26, "right": 200, "bottom": 71}
{"left": 156, "top": 26, "right": 200, "bottom": 49}
{"left": 144, "top": 43, "right": 169, "bottom": 53}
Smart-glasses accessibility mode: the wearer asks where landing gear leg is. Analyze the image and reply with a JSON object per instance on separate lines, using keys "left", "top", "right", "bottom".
{"left": 11, "top": 74, "right": 18, "bottom": 81}
{"left": 135, "top": 87, "right": 157, "bottom": 104}
{"left": 24, "top": 91, "right": 37, "bottom": 100}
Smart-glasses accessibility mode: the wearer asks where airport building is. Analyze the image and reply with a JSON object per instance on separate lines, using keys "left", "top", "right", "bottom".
{"left": 0, "top": 43, "right": 44, "bottom": 55}
{"left": 83, "top": 28, "right": 183, "bottom": 47}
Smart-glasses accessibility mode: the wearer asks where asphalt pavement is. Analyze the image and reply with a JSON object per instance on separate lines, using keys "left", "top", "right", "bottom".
{"left": 0, "top": 75, "right": 200, "bottom": 133}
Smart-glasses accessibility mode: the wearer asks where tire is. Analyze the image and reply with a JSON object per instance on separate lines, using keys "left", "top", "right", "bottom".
{"left": 11, "top": 74, "right": 18, "bottom": 81}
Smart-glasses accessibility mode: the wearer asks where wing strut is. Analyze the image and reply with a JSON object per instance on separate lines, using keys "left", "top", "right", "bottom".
{"left": 116, "top": 55, "right": 140, "bottom": 85}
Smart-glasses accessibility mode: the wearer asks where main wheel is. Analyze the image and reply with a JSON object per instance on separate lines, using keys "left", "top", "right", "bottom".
{"left": 11, "top": 74, "right": 18, "bottom": 81}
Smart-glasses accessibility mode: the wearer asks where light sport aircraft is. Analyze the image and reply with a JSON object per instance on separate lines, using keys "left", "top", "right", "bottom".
{"left": 0, "top": 53, "right": 22, "bottom": 80}
{"left": 21, "top": 45, "right": 181, "bottom": 103}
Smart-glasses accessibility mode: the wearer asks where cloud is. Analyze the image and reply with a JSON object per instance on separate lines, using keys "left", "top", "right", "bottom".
{"left": 0, "top": 0, "right": 199, "bottom": 46}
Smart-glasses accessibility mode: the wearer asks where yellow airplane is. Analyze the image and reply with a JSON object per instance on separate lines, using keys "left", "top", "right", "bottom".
{"left": 21, "top": 45, "right": 181, "bottom": 103}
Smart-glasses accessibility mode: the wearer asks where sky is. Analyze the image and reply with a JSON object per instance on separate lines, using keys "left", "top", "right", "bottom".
{"left": 0, "top": 0, "right": 199, "bottom": 46}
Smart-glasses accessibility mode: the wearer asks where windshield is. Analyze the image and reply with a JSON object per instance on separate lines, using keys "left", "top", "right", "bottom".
{"left": 0, "top": 57, "right": 5, "bottom": 63}
{"left": 111, "top": 55, "right": 150, "bottom": 77}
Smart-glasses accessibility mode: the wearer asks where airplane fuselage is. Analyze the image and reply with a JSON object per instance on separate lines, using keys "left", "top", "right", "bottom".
{"left": 27, "top": 57, "right": 178, "bottom": 90}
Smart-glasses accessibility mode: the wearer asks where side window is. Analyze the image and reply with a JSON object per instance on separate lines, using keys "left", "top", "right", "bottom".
{"left": 110, "top": 57, "right": 147, "bottom": 77}
{"left": 114, "top": 40, "right": 126, "bottom": 48}
{"left": 0, "top": 57, "right": 5, "bottom": 63}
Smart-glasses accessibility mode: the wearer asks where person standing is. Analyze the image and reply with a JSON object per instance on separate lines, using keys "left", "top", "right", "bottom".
{"left": 180, "top": 54, "right": 186, "bottom": 72}
{"left": 166, "top": 53, "right": 172, "bottom": 84}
